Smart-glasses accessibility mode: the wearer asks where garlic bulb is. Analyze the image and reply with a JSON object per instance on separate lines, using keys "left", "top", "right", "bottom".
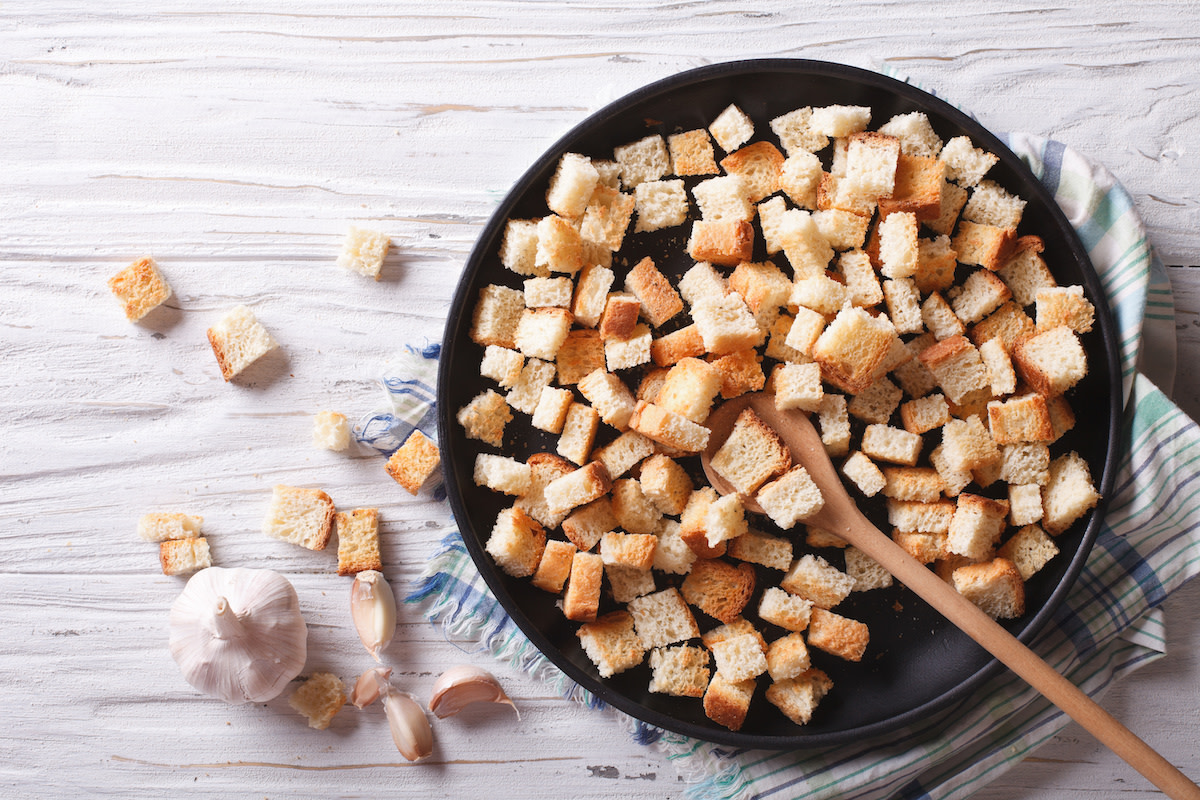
{"left": 169, "top": 567, "right": 308, "bottom": 704}
{"left": 350, "top": 570, "right": 396, "bottom": 662}
{"left": 428, "top": 666, "right": 518, "bottom": 719}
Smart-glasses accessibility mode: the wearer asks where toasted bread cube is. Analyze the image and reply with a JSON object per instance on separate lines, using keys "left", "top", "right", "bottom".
{"left": 652, "top": 519, "right": 696, "bottom": 576}
{"left": 709, "top": 103, "right": 754, "bottom": 152}
{"left": 546, "top": 152, "right": 600, "bottom": 218}
{"left": 921, "top": 292, "right": 965, "bottom": 341}
{"left": 721, "top": 141, "right": 785, "bottom": 203}
{"left": 575, "top": 369, "right": 635, "bottom": 430}
{"left": 1008, "top": 483, "right": 1045, "bottom": 526}
{"left": 712, "top": 349, "right": 767, "bottom": 399}
{"left": 701, "top": 618, "right": 767, "bottom": 652}
{"left": 335, "top": 508, "right": 381, "bottom": 576}
{"left": 756, "top": 197, "right": 788, "bottom": 257}
{"left": 941, "top": 416, "right": 1002, "bottom": 476}
{"left": 911, "top": 235, "right": 958, "bottom": 296}
{"left": 108, "top": 256, "right": 172, "bottom": 321}
{"left": 530, "top": 386, "right": 574, "bottom": 434}
{"left": 606, "top": 564, "right": 655, "bottom": 604}
{"left": 725, "top": 529, "right": 791, "bottom": 572}
{"left": 688, "top": 219, "right": 755, "bottom": 267}
{"left": 703, "top": 493, "right": 748, "bottom": 549}
{"left": 779, "top": 151, "right": 823, "bottom": 209}
{"left": 757, "top": 465, "right": 825, "bottom": 529}
{"left": 634, "top": 179, "right": 689, "bottom": 232}
{"left": 629, "top": 587, "right": 701, "bottom": 648}
{"left": 592, "top": 158, "right": 621, "bottom": 188}
{"left": 652, "top": 357, "right": 721, "bottom": 424}
{"left": 841, "top": 130, "right": 900, "bottom": 200}
{"left": 952, "top": 558, "right": 1025, "bottom": 618}
{"left": 773, "top": 362, "right": 824, "bottom": 412}
{"left": 928, "top": 446, "right": 970, "bottom": 499}
{"left": 988, "top": 393, "right": 1055, "bottom": 445}
{"left": 553, "top": 331, "right": 603, "bottom": 386}
{"left": 923, "top": 179, "right": 968, "bottom": 238}
{"left": 711, "top": 408, "right": 792, "bottom": 495}
{"left": 1013, "top": 326, "right": 1088, "bottom": 397}
{"left": 953, "top": 269, "right": 1013, "bottom": 325}
{"left": 778, "top": 209, "right": 834, "bottom": 279}
{"left": 878, "top": 211, "right": 919, "bottom": 279}
{"left": 770, "top": 106, "right": 829, "bottom": 155}
{"left": 598, "top": 292, "right": 641, "bottom": 341}
{"left": 704, "top": 672, "right": 756, "bottom": 731}
{"left": 1042, "top": 451, "right": 1100, "bottom": 535}
{"left": 690, "top": 293, "right": 762, "bottom": 355}
{"left": 668, "top": 129, "right": 719, "bottom": 176}
{"left": 811, "top": 105, "right": 871, "bottom": 137}
{"left": 812, "top": 209, "right": 870, "bottom": 253}
{"left": 613, "top": 477, "right": 663, "bottom": 533}
{"left": 648, "top": 645, "right": 711, "bottom": 697}
{"left": 998, "top": 524, "right": 1058, "bottom": 580}
{"left": 138, "top": 512, "right": 202, "bottom": 543}
{"left": 878, "top": 111, "right": 943, "bottom": 157}
{"left": 335, "top": 226, "right": 390, "bottom": 280}
{"left": 263, "top": 485, "right": 335, "bottom": 551}
{"left": 559, "top": 498, "right": 614, "bottom": 552}
{"left": 779, "top": 307, "right": 824, "bottom": 359}
{"left": 892, "top": 528, "right": 948, "bottom": 563}
{"left": 841, "top": 451, "right": 886, "bottom": 497}
{"left": 887, "top": 498, "right": 956, "bottom": 534}
{"left": 711, "top": 633, "right": 769, "bottom": 683}
{"left": 789, "top": 276, "right": 848, "bottom": 319}
{"left": 625, "top": 258, "right": 684, "bottom": 329}
{"left": 757, "top": 586, "right": 813, "bottom": 632}
{"left": 679, "top": 487, "right": 724, "bottom": 558}
{"left": 692, "top": 174, "right": 753, "bottom": 222}
{"left": 860, "top": 424, "right": 922, "bottom": 466}
{"left": 953, "top": 221, "right": 1015, "bottom": 271}
{"left": 919, "top": 335, "right": 991, "bottom": 405}
{"left": 288, "top": 672, "right": 346, "bottom": 730}
{"left": 970, "top": 301, "right": 1038, "bottom": 352}
{"left": 891, "top": 334, "right": 939, "bottom": 399}
{"left": 480, "top": 345, "right": 524, "bottom": 389}
{"left": 592, "top": 431, "right": 655, "bottom": 480}
{"left": 900, "top": 393, "right": 950, "bottom": 435}
{"left": 485, "top": 506, "right": 546, "bottom": 578}
{"left": 516, "top": 452, "right": 575, "bottom": 529}
{"left": 473, "top": 453, "right": 533, "bottom": 497}
{"left": 577, "top": 610, "right": 644, "bottom": 675}
{"left": 600, "top": 531, "right": 657, "bottom": 570}
{"left": 681, "top": 559, "right": 756, "bottom": 624}
{"left": 523, "top": 276, "right": 573, "bottom": 309}
{"left": 545, "top": 462, "right": 612, "bottom": 516}
{"left": 882, "top": 278, "right": 924, "bottom": 335}
{"left": 535, "top": 214, "right": 584, "bottom": 275}
{"left": 879, "top": 153, "right": 943, "bottom": 220}
{"left": 578, "top": 185, "right": 635, "bottom": 252}
{"left": 678, "top": 261, "right": 729, "bottom": 307}
{"left": 939, "top": 136, "right": 998, "bottom": 187}
{"left": 514, "top": 307, "right": 573, "bottom": 361}
{"left": 571, "top": 264, "right": 616, "bottom": 328}
{"left": 766, "top": 668, "right": 832, "bottom": 725}
{"left": 1000, "top": 443, "right": 1051, "bottom": 486}
{"left": 780, "top": 554, "right": 853, "bottom": 610}
{"left": 832, "top": 250, "right": 880, "bottom": 309}
{"left": 563, "top": 551, "right": 604, "bottom": 622}
{"left": 556, "top": 402, "right": 600, "bottom": 465}
{"left": 820, "top": 171, "right": 877, "bottom": 216}
{"left": 1035, "top": 285, "right": 1095, "bottom": 333}
{"left": 506, "top": 357, "right": 557, "bottom": 415}
{"left": 614, "top": 134, "right": 670, "bottom": 189}
{"left": 947, "top": 493, "right": 1010, "bottom": 560}
{"left": 629, "top": 401, "right": 711, "bottom": 453}
{"left": 499, "top": 219, "right": 544, "bottom": 277}
{"left": 963, "top": 179, "right": 1026, "bottom": 229}
{"left": 815, "top": 393, "right": 851, "bottom": 457}
{"left": 978, "top": 337, "right": 1017, "bottom": 395}
{"left": 604, "top": 323, "right": 653, "bottom": 371}
{"left": 639, "top": 454, "right": 693, "bottom": 515}
{"left": 848, "top": 376, "right": 903, "bottom": 424}
{"left": 813, "top": 307, "right": 898, "bottom": 394}
{"left": 998, "top": 238, "right": 1057, "bottom": 306}
{"left": 160, "top": 537, "right": 212, "bottom": 576}
{"left": 808, "top": 607, "right": 870, "bottom": 661}
{"left": 881, "top": 466, "right": 944, "bottom": 503}
{"left": 651, "top": 325, "right": 706, "bottom": 368}
{"left": 843, "top": 547, "right": 892, "bottom": 591}
{"left": 207, "top": 305, "right": 279, "bottom": 381}
{"left": 729, "top": 260, "right": 792, "bottom": 326}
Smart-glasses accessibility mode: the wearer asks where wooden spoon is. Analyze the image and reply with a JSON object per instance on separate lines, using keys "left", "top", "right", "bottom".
{"left": 702, "top": 392, "right": 1200, "bottom": 800}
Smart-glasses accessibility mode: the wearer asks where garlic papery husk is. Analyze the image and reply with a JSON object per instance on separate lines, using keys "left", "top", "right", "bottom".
{"left": 383, "top": 689, "right": 434, "bottom": 761}
{"left": 169, "top": 567, "right": 308, "bottom": 704}
{"left": 428, "top": 666, "right": 519, "bottom": 719}
{"left": 350, "top": 666, "right": 392, "bottom": 709}
{"left": 350, "top": 570, "right": 396, "bottom": 662}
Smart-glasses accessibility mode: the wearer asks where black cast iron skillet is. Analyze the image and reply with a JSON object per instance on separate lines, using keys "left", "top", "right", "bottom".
{"left": 436, "top": 59, "right": 1121, "bottom": 749}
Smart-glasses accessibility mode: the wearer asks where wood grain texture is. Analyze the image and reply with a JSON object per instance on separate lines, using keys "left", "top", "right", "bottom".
{"left": 3, "top": 2, "right": 1199, "bottom": 798}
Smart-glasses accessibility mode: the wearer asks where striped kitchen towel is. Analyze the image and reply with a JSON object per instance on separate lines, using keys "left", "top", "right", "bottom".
{"left": 366, "top": 136, "right": 1200, "bottom": 799}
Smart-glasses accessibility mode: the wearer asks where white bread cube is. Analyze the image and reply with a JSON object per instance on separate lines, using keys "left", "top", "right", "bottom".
{"left": 534, "top": 214, "right": 584, "bottom": 274}
{"left": 384, "top": 430, "right": 441, "bottom": 496}
{"left": 592, "top": 159, "right": 621, "bottom": 189}
{"left": 808, "top": 608, "right": 870, "bottom": 661}
{"left": 879, "top": 211, "right": 919, "bottom": 279}
{"left": 953, "top": 269, "right": 1013, "bottom": 325}
{"left": 921, "top": 292, "right": 965, "bottom": 340}
{"left": 757, "top": 586, "right": 813, "bottom": 632}
{"left": 765, "top": 667, "right": 832, "bottom": 725}
{"left": 813, "top": 208, "right": 870, "bottom": 251}
{"left": 773, "top": 362, "right": 823, "bottom": 412}
{"left": 474, "top": 453, "right": 533, "bottom": 496}
{"left": 652, "top": 324, "right": 706, "bottom": 367}
{"left": 207, "top": 305, "right": 279, "bottom": 381}
{"left": 600, "top": 531, "right": 657, "bottom": 571}
{"left": 953, "top": 221, "right": 1016, "bottom": 271}
{"left": 816, "top": 393, "right": 851, "bottom": 456}
{"left": 812, "top": 307, "right": 898, "bottom": 394}
{"left": 1041, "top": 451, "right": 1100, "bottom": 534}
{"left": 703, "top": 493, "right": 748, "bottom": 549}
{"left": 1035, "top": 285, "right": 1095, "bottom": 334}
{"left": 711, "top": 407, "right": 792, "bottom": 495}
{"left": 523, "top": 277, "right": 573, "bottom": 308}
{"left": 668, "top": 129, "right": 719, "bottom": 176}
{"left": 653, "top": 519, "right": 698, "bottom": 575}
{"left": 998, "top": 241, "right": 1057, "bottom": 306}
{"left": 678, "top": 261, "right": 729, "bottom": 307}
{"left": 692, "top": 174, "right": 753, "bottom": 222}
{"left": 563, "top": 551, "right": 604, "bottom": 621}
{"left": 592, "top": 430, "right": 656, "bottom": 479}
{"left": 930, "top": 445, "right": 972, "bottom": 498}
{"left": 545, "top": 462, "right": 612, "bottom": 516}
{"left": 580, "top": 186, "right": 636, "bottom": 252}
{"left": 546, "top": 152, "right": 600, "bottom": 219}
{"left": 691, "top": 293, "right": 763, "bottom": 355}
{"left": 756, "top": 466, "right": 825, "bottom": 529}
{"left": 160, "top": 537, "right": 212, "bottom": 576}
{"left": 780, "top": 554, "right": 853, "bottom": 609}
{"left": 925, "top": 181, "right": 969, "bottom": 237}
{"left": 312, "top": 411, "right": 351, "bottom": 451}
{"left": 727, "top": 529, "right": 792, "bottom": 571}
{"left": 514, "top": 307, "right": 573, "bottom": 361}
{"left": 577, "top": 610, "right": 645, "bottom": 676}
{"left": 757, "top": 196, "right": 789, "bottom": 255}
{"left": 648, "top": 645, "right": 711, "bottom": 697}
{"left": 711, "top": 633, "right": 768, "bottom": 683}
{"left": 963, "top": 179, "right": 1026, "bottom": 229}
{"left": 841, "top": 130, "right": 899, "bottom": 202}
{"left": 779, "top": 151, "right": 823, "bottom": 209}
{"left": 765, "top": 634, "right": 812, "bottom": 682}
{"left": 881, "top": 466, "right": 944, "bottom": 503}
{"left": 614, "top": 134, "right": 671, "bottom": 189}
{"left": 611, "top": 477, "right": 663, "bottom": 535}
{"left": 604, "top": 323, "right": 653, "bottom": 371}
{"left": 516, "top": 453, "right": 575, "bottom": 529}
{"left": 499, "top": 219, "right": 544, "bottom": 277}
{"left": 919, "top": 335, "right": 991, "bottom": 405}
{"left": 887, "top": 499, "right": 956, "bottom": 533}
{"left": 842, "top": 451, "right": 885, "bottom": 497}
{"left": 703, "top": 672, "right": 756, "bottom": 731}
{"left": 1008, "top": 483, "right": 1045, "bottom": 526}
{"left": 577, "top": 369, "right": 636, "bottom": 430}
{"left": 900, "top": 393, "right": 950, "bottom": 435}
{"left": 484, "top": 506, "right": 546, "bottom": 578}
{"left": 861, "top": 424, "right": 922, "bottom": 466}
{"left": 561, "top": 497, "right": 616, "bottom": 552}
{"left": 639, "top": 455, "right": 693, "bottom": 516}
{"left": 845, "top": 547, "right": 893, "bottom": 591}
{"left": 883, "top": 278, "right": 923, "bottom": 335}
{"left": 634, "top": 178, "right": 689, "bottom": 232}
{"left": 531, "top": 539, "right": 577, "bottom": 594}
{"left": 337, "top": 227, "right": 390, "bottom": 279}
{"left": 998, "top": 524, "right": 1059, "bottom": 580}
{"left": 939, "top": 136, "right": 998, "bottom": 187}
{"left": 531, "top": 386, "right": 574, "bottom": 433}
{"left": 848, "top": 376, "right": 902, "bottom": 424}
{"left": 138, "top": 512, "right": 202, "bottom": 543}
{"left": 790, "top": 275, "right": 849, "bottom": 317}
{"left": 838, "top": 250, "right": 884, "bottom": 307}
{"left": 628, "top": 588, "right": 701, "bottom": 650}
{"left": 810, "top": 105, "right": 871, "bottom": 137}
{"left": 947, "top": 493, "right": 1010, "bottom": 560}
{"left": 556, "top": 402, "right": 599, "bottom": 465}
{"left": 654, "top": 357, "right": 722, "bottom": 424}
{"left": 952, "top": 558, "right": 1025, "bottom": 619}
{"left": 598, "top": 292, "right": 642, "bottom": 341}
{"left": 571, "top": 264, "right": 615, "bottom": 328}
{"left": 770, "top": 106, "right": 829, "bottom": 156}
{"left": 480, "top": 345, "right": 525, "bottom": 389}
{"left": 941, "top": 415, "right": 1001, "bottom": 473}
{"left": 777, "top": 209, "right": 834, "bottom": 279}
{"left": 470, "top": 284, "right": 526, "bottom": 348}
{"left": 1000, "top": 443, "right": 1051, "bottom": 486}
{"left": 687, "top": 219, "right": 755, "bottom": 267}
{"left": 1013, "top": 325, "right": 1088, "bottom": 397}
{"left": 505, "top": 358, "right": 557, "bottom": 415}
{"left": 782, "top": 306, "right": 827, "bottom": 357}
{"left": 629, "top": 401, "right": 711, "bottom": 453}
{"left": 709, "top": 104, "right": 754, "bottom": 152}
{"left": 457, "top": 389, "right": 512, "bottom": 447}
{"left": 987, "top": 393, "right": 1055, "bottom": 445}
{"left": 108, "top": 256, "right": 172, "bottom": 321}
{"left": 878, "top": 111, "right": 944, "bottom": 158}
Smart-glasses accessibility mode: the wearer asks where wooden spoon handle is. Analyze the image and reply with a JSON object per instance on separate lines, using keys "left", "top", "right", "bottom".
{"left": 847, "top": 518, "right": 1200, "bottom": 800}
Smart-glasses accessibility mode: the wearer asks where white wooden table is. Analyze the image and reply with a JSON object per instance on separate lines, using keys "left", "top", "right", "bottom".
{"left": 5, "top": 4, "right": 1199, "bottom": 797}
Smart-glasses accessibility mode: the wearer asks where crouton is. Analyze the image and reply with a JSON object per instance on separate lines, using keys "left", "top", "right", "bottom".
{"left": 770, "top": 106, "right": 830, "bottom": 156}
{"left": 939, "top": 136, "right": 998, "bottom": 187}
{"left": 505, "top": 358, "right": 557, "bottom": 415}
{"left": 941, "top": 415, "right": 1002, "bottom": 473}
{"left": 263, "top": 485, "right": 335, "bottom": 551}
{"left": 919, "top": 335, "right": 991, "bottom": 405}
{"left": 728, "top": 529, "right": 793, "bottom": 571}
{"left": 108, "top": 256, "right": 172, "bottom": 321}
{"left": 160, "top": 537, "right": 212, "bottom": 576}
{"left": 710, "top": 408, "right": 792, "bottom": 495}
{"left": 651, "top": 324, "right": 706, "bottom": 367}
{"left": 861, "top": 423, "right": 922, "bottom": 466}
{"left": 485, "top": 506, "right": 546, "bottom": 578}
{"left": 555, "top": 329, "right": 606, "bottom": 385}
{"left": 288, "top": 673, "right": 346, "bottom": 730}
{"left": 900, "top": 393, "right": 950, "bottom": 435}
{"left": 688, "top": 219, "right": 755, "bottom": 267}
{"left": 998, "top": 524, "right": 1059, "bottom": 580}
{"left": 779, "top": 151, "right": 824, "bottom": 209}
{"left": 848, "top": 376, "right": 903, "bottom": 424}
{"left": 207, "top": 305, "right": 279, "bottom": 381}
{"left": 535, "top": 214, "right": 584, "bottom": 274}
{"left": 704, "top": 672, "right": 756, "bottom": 731}
{"left": 952, "top": 558, "right": 1025, "bottom": 618}
{"left": 709, "top": 104, "right": 755, "bottom": 152}
{"left": 1041, "top": 451, "right": 1100, "bottom": 534}
{"left": 544, "top": 462, "right": 612, "bottom": 516}
{"left": 947, "top": 493, "right": 1011, "bottom": 560}
{"left": 878, "top": 153, "right": 943, "bottom": 220}
{"left": 604, "top": 323, "right": 654, "bottom": 371}
{"left": 878, "top": 211, "right": 919, "bottom": 279}
{"left": 887, "top": 498, "right": 956, "bottom": 534}
{"left": 648, "top": 645, "right": 711, "bottom": 697}
{"left": 634, "top": 179, "right": 690, "bottom": 233}
{"left": 816, "top": 393, "right": 852, "bottom": 456}
{"left": 668, "top": 129, "right": 720, "bottom": 176}
{"left": 571, "top": 264, "right": 616, "bottom": 328}
{"left": 681, "top": 559, "right": 757, "bottom": 623}
{"left": 516, "top": 452, "right": 576, "bottom": 529}
{"left": 720, "top": 141, "right": 785, "bottom": 202}
{"left": 499, "top": 220, "right": 544, "bottom": 277}
{"left": 138, "top": 512, "right": 202, "bottom": 543}
{"left": 813, "top": 307, "right": 898, "bottom": 394}
{"left": 842, "top": 451, "right": 886, "bottom": 497}
{"left": 654, "top": 357, "right": 723, "bottom": 424}
{"left": 654, "top": 519, "right": 699, "bottom": 575}
{"left": 952, "top": 269, "right": 1013, "bottom": 325}
{"left": 780, "top": 554, "right": 854, "bottom": 609}
{"left": 385, "top": 430, "right": 441, "bottom": 494}
{"left": 806, "top": 608, "right": 869, "bottom": 661}
{"left": 563, "top": 551, "right": 604, "bottom": 621}
{"left": 628, "top": 587, "right": 701, "bottom": 649}
{"left": 1035, "top": 286, "right": 1095, "bottom": 334}
{"left": 711, "top": 633, "right": 769, "bottom": 683}
{"left": 757, "top": 586, "right": 813, "bottom": 632}
{"left": 881, "top": 466, "right": 944, "bottom": 503}
{"left": 998, "top": 237, "right": 1057, "bottom": 307}
{"left": 1012, "top": 326, "right": 1088, "bottom": 397}
{"left": 963, "top": 179, "right": 1026, "bottom": 229}
{"left": 987, "top": 393, "right": 1055, "bottom": 444}
{"left": 531, "top": 386, "right": 574, "bottom": 434}
{"left": 610, "top": 477, "right": 663, "bottom": 535}
{"left": 879, "top": 111, "right": 944, "bottom": 158}
{"left": 556, "top": 402, "right": 600, "bottom": 466}
{"left": 845, "top": 547, "right": 893, "bottom": 591}
{"left": 772, "top": 362, "right": 824, "bottom": 412}
{"left": 952, "top": 221, "right": 1015, "bottom": 271}
{"left": 577, "top": 610, "right": 645, "bottom": 676}
{"left": 614, "top": 134, "right": 671, "bottom": 189}
{"left": 756, "top": 465, "right": 825, "bottom": 529}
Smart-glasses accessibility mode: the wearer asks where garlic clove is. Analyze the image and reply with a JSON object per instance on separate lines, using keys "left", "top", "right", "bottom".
{"left": 428, "top": 665, "right": 519, "bottom": 719}
{"left": 350, "top": 570, "right": 396, "bottom": 662}
{"left": 384, "top": 689, "right": 434, "bottom": 761}
{"left": 350, "top": 666, "right": 392, "bottom": 709}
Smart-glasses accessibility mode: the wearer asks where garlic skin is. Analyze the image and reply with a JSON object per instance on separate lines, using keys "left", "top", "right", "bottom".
{"left": 350, "top": 570, "right": 396, "bottom": 662}
{"left": 350, "top": 666, "right": 392, "bottom": 709}
{"left": 428, "top": 665, "right": 518, "bottom": 719}
{"left": 169, "top": 567, "right": 308, "bottom": 704}
{"left": 384, "top": 689, "right": 434, "bottom": 761}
